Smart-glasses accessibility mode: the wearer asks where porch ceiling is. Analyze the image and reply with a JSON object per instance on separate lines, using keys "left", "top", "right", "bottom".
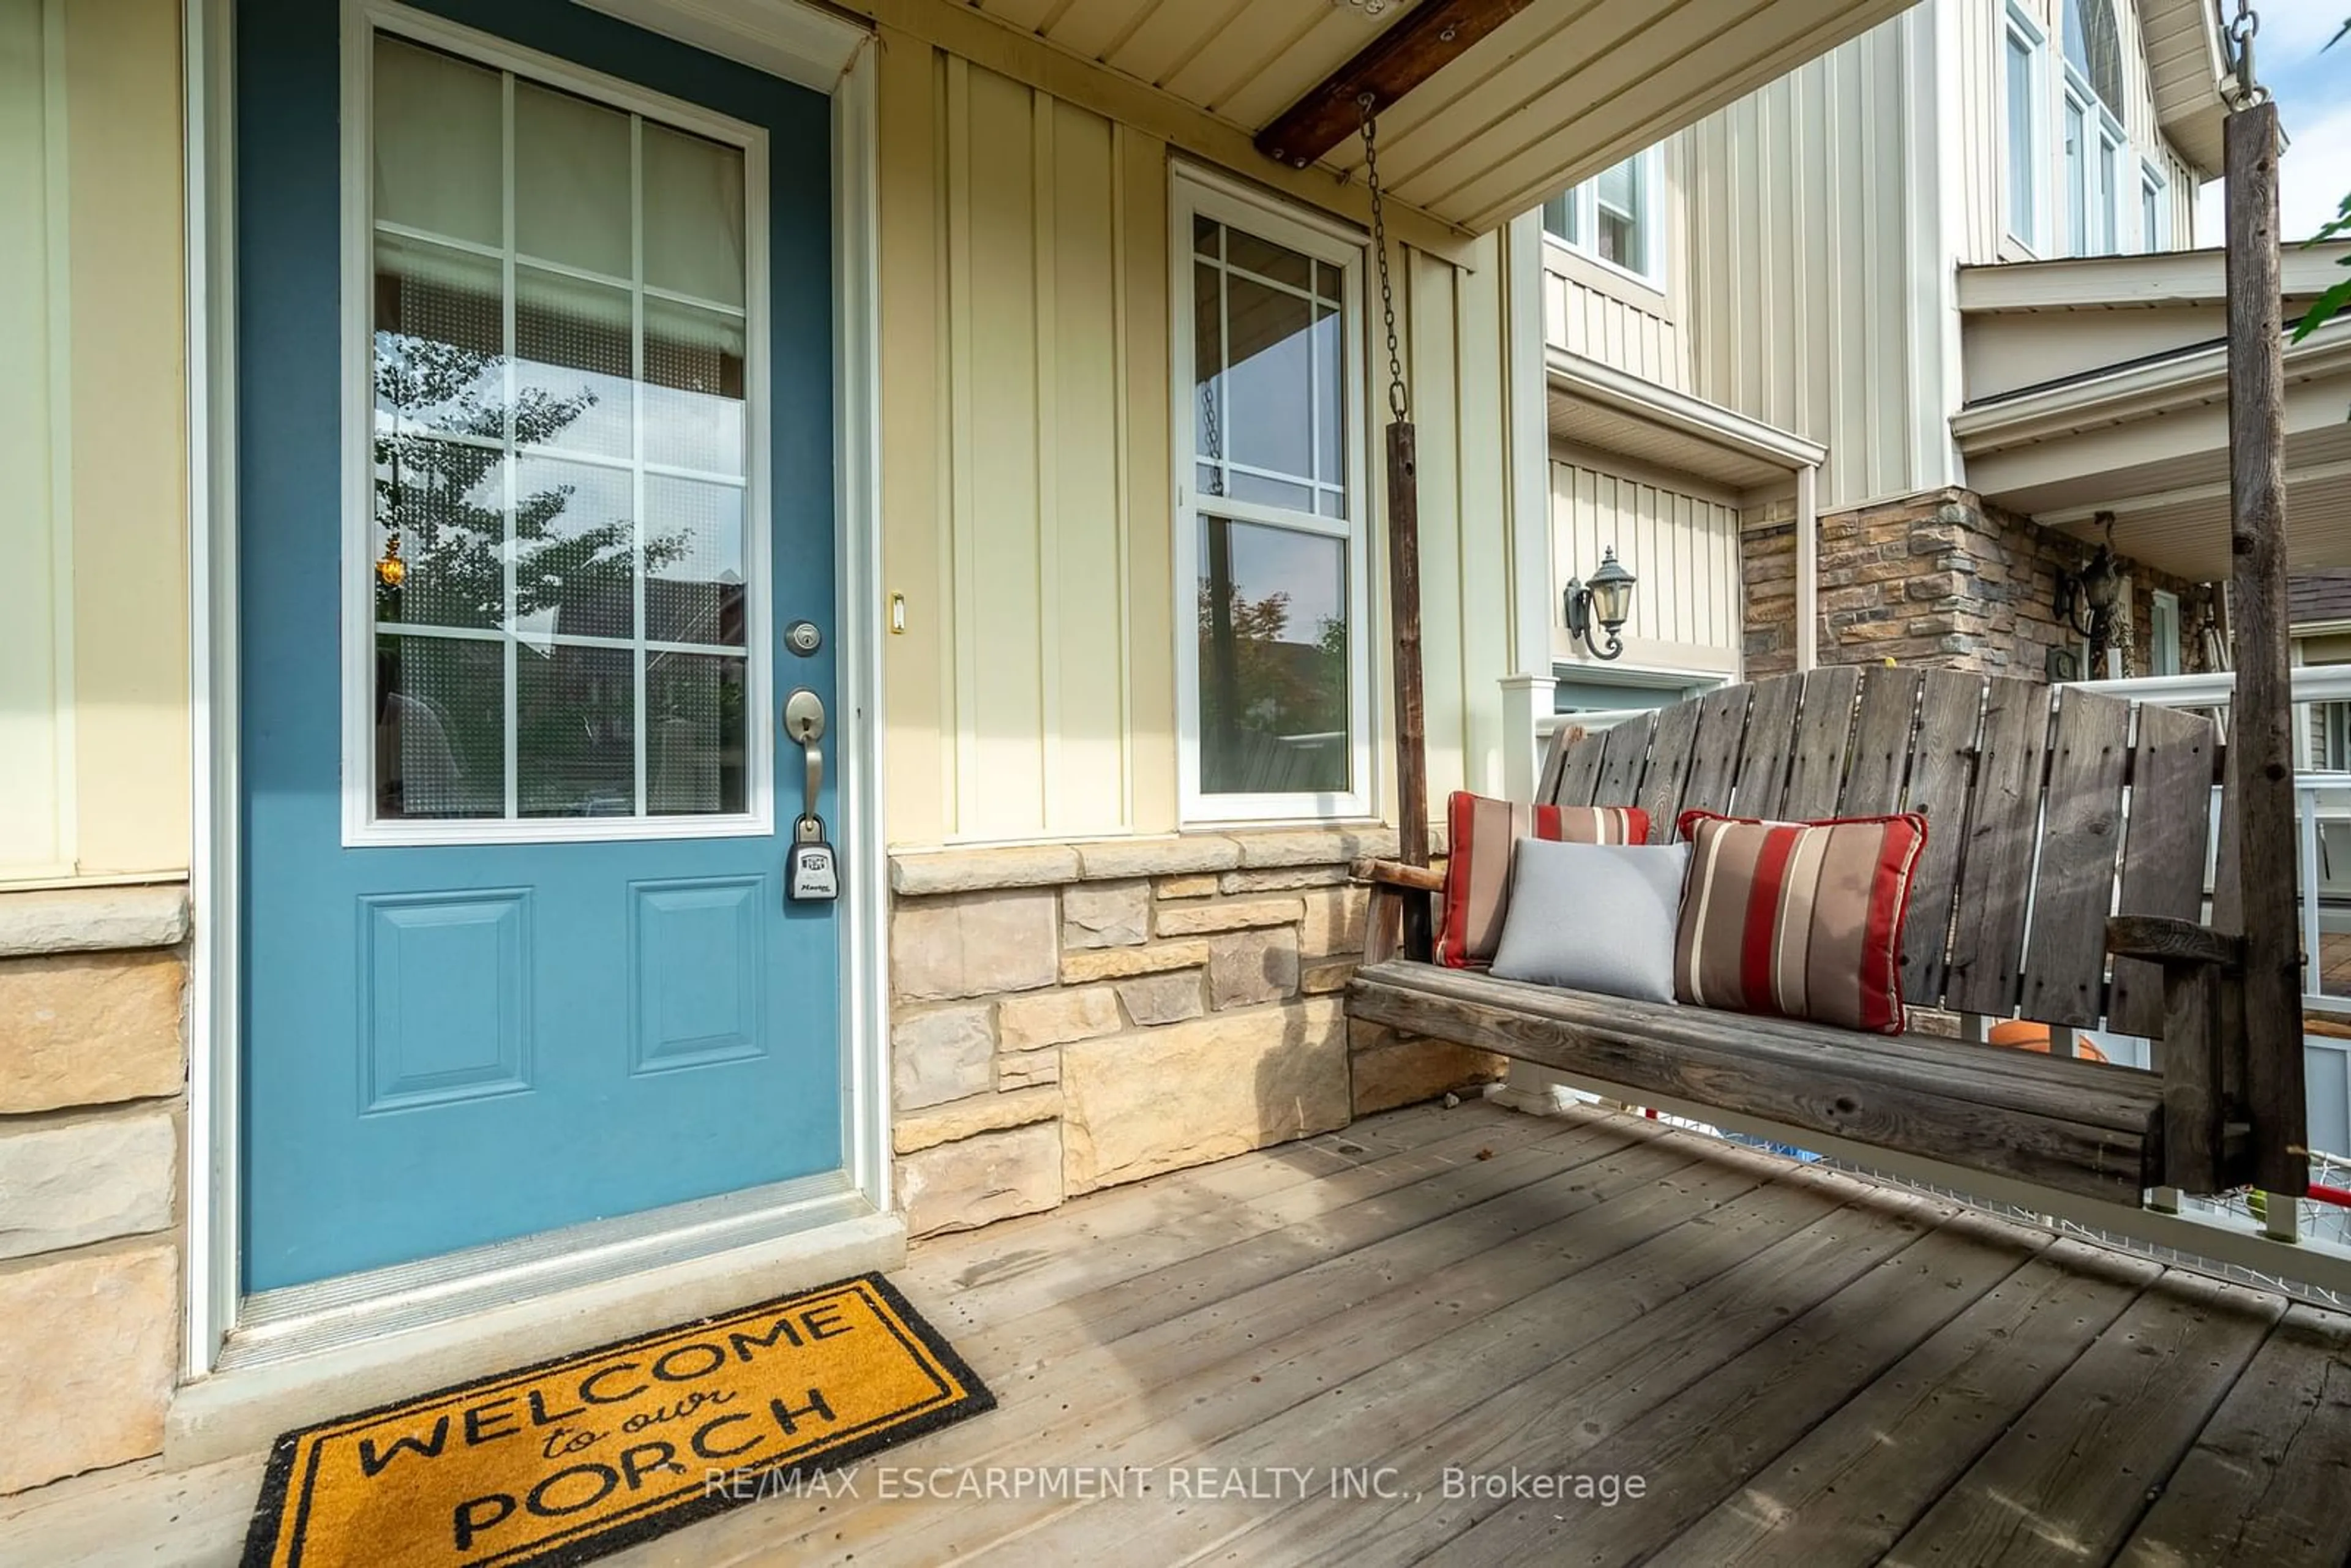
{"left": 945, "top": 0, "right": 1919, "bottom": 233}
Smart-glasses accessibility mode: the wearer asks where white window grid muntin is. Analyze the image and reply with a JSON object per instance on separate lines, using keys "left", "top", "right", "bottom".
{"left": 1191, "top": 227, "right": 1349, "bottom": 517}
{"left": 2003, "top": 4, "right": 2049, "bottom": 255}
{"left": 341, "top": 0, "right": 774, "bottom": 847}
{"left": 1537, "top": 148, "right": 1665, "bottom": 290}
{"left": 1171, "top": 168, "right": 1373, "bottom": 827}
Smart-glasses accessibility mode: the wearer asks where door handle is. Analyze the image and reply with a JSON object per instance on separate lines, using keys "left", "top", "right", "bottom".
{"left": 784, "top": 689, "right": 827, "bottom": 829}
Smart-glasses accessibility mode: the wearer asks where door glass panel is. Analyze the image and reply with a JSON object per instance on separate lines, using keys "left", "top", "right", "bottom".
{"left": 1196, "top": 517, "right": 1350, "bottom": 795}
{"left": 518, "top": 643, "right": 637, "bottom": 816}
{"left": 373, "top": 39, "right": 501, "bottom": 248}
{"left": 367, "top": 30, "right": 757, "bottom": 824}
{"left": 643, "top": 296, "right": 746, "bottom": 475}
{"left": 377, "top": 634, "right": 506, "bottom": 819}
{"left": 514, "top": 80, "right": 632, "bottom": 277}
{"left": 642, "top": 123, "right": 746, "bottom": 307}
{"left": 514, "top": 265, "right": 634, "bottom": 461}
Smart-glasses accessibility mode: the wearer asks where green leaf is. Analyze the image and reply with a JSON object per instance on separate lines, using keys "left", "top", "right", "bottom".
{"left": 2296, "top": 276, "right": 2351, "bottom": 342}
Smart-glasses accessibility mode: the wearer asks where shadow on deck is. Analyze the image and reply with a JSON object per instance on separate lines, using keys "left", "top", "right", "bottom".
{"left": 9, "top": 1099, "right": 2350, "bottom": 1565}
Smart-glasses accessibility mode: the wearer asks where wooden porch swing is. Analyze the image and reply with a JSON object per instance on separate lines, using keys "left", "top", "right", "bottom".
{"left": 1340, "top": 7, "right": 2310, "bottom": 1206}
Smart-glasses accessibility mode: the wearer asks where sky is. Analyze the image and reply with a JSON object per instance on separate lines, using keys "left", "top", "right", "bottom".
{"left": 2195, "top": 5, "right": 2349, "bottom": 242}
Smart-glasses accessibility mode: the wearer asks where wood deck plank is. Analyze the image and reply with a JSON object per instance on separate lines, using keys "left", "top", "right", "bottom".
{"left": 1659, "top": 1236, "right": 2164, "bottom": 1567}
{"left": 1161, "top": 1185, "right": 1965, "bottom": 1561}
{"left": 1432, "top": 1208, "right": 2053, "bottom": 1567}
{"left": 1880, "top": 1269, "right": 2285, "bottom": 1567}
{"left": 715, "top": 1138, "right": 1753, "bottom": 1568}
{"left": 2115, "top": 1302, "right": 2351, "bottom": 1568}
{"left": 958, "top": 1165, "right": 1869, "bottom": 1565}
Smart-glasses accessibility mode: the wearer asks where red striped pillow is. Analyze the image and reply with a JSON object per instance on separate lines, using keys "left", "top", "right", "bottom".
{"left": 1440, "top": 792, "right": 1649, "bottom": 969}
{"left": 1673, "top": 809, "right": 1927, "bottom": 1034}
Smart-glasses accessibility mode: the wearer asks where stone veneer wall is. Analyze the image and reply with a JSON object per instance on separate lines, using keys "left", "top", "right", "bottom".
{"left": 885, "top": 829, "right": 1504, "bottom": 1237}
{"left": 0, "top": 887, "right": 189, "bottom": 1495}
{"left": 1742, "top": 486, "right": 2205, "bottom": 679}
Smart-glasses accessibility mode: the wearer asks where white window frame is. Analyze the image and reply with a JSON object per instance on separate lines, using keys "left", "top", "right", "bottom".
{"left": 2150, "top": 588, "right": 2182, "bottom": 677}
{"left": 1539, "top": 148, "right": 1666, "bottom": 290}
{"left": 1170, "top": 165, "right": 1373, "bottom": 827}
{"left": 2140, "top": 160, "right": 2169, "bottom": 252}
{"left": 2060, "top": 50, "right": 2125, "bottom": 258}
{"left": 2002, "top": 4, "right": 2048, "bottom": 255}
{"left": 339, "top": 2, "right": 775, "bottom": 847}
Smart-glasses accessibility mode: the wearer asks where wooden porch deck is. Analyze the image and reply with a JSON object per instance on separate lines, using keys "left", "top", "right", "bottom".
{"left": 9, "top": 1098, "right": 2351, "bottom": 1566}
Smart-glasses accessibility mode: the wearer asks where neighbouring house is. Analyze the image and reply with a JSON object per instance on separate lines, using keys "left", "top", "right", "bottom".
{"left": 1, "top": 0, "right": 1963, "bottom": 1499}
{"left": 1528, "top": 0, "right": 2350, "bottom": 723}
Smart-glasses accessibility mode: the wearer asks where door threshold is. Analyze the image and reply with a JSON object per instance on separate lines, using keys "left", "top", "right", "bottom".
{"left": 170, "top": 1184, "right": 903, "bottom": 1466}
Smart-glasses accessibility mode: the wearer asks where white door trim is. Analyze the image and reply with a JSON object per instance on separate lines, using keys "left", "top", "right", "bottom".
{"left": 182, "top": 0, "right": 889, "bottom": 1377}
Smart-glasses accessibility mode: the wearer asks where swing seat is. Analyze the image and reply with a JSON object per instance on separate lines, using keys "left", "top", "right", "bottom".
{"left": 1351, "top": 668, "right": 2267, "bottom": 1202}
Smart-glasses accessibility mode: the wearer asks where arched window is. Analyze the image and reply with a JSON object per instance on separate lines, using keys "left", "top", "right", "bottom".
{"left": 2063, "top": 0, "right": 2125, "bottom": 114}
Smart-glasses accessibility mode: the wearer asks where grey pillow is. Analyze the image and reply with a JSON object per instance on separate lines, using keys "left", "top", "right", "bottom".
{"left": 1488, "top": 838, "right": 1689, "bottom": 1004}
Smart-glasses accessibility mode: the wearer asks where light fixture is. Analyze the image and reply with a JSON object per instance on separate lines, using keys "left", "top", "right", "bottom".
{"left": 2054, "top": 511, "right": 2124, "bottom": 667}
{"left": 1564, "top": 546, "right": 1637, "bottom": 661}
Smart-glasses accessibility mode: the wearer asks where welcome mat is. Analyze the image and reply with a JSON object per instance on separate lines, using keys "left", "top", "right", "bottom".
{"left": 241, "top": 1274, "right": 991, "bottom": 1568}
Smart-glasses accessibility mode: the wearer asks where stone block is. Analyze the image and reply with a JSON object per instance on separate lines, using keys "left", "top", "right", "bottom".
{"left": 1155, "top": 875, "right": 1222, "bottom": 900}
{"left": 998, "top": 988, "right": 1122, "bottom": 1051}
{"left": 1060, "top": 999, "right": 1350, "bottom": 1193}
{"left": 997, "top": 1049, "right": 1060, "bottom": 1090}
{"left": 1155, "top": 897, "right": 1304, "bottom": 937}
{"left": 1298, "top": 886, "right": 1367, "bottom": 957}
{"left": 898, "top": 1122, "right": 1062, "bottom": 1237}
{"left": 1115, "top": 970, "right": 1205, "bottom": 1027}
{"left": 1231, "top": 828, "right": 1397, "bottom": 868}
{"left": 1207, "top": 928, "right": 1300, "bottom": 1011}
{"left": 0, "top": 1242, "right": 178, "bottom": 1493}
{"left": 1074, "top": 836, "right": 1240, "bottom": 879}
{"left": 1300, "top": 959, "right": 1357, "bottom": 996}
{"left": 0, "top": 887, "right": 188, "bottom": 959}
{"left": 1061, "top": 881, "right": 1150, "bottom": 950}
{"left": 893, "top": 1086, "right": 1063, "bottom": 1154}
{"left": 891, "top": 890, "right": 1058, "bottom": 1002}
{"left": 891, "top": 1005, "right": 996, "bottom": 1111}
{"left": 0, "top": 952, "right": 184, "bottom": 1114}
{"left": 1060, "top": 941, "right": 1212, "bottom": 983}
{"left": 1219, "top": 866, "right": 1348, "bottom": 894}
{"left": 1349, "top": 1032, "right": 1509, "bottom": 1117}
{"left": 0, "top": 1112, "right": 177, "bottom": 1261}
{"left": 889, "top": 844, "right": 1080, "bottom": 896}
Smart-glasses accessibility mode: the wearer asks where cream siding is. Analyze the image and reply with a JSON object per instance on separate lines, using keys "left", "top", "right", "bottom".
{"left": 1549, "top": 453, "right": 1743, "bottom": 677}
{"left": 1683, "top": 15, "right": 1926, "bottom": 512}
{"left": 0, "top": 0, "right": 188, "bottom": 887}
{"left": 876, "top": 34, "right": 1524, "bottom": 845}
{"left": 1539, "top": 146, "right": 1692, "bottom": 390}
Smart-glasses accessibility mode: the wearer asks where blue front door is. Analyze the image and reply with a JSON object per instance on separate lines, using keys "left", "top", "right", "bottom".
{"left": 237, "top": 0, "right": 843, "bottom": 1291}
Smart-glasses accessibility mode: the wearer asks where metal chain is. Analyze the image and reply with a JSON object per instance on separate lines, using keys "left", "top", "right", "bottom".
{"left": 2225, "top": 0, "right": 2266, "bottom": 106}
{"left": 1359, "top": 96, "right": 1409, "bottom": 424}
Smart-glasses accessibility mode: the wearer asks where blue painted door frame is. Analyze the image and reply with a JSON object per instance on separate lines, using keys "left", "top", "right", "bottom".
{"left": 236, "top": 0, "right": 843, "bottom": 1292}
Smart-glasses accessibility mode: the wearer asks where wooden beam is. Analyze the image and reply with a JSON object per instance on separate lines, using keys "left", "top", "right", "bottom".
{"left": 1254, "top": 0, "right": 1538, "bottom": 171}
{"left": 1389, "top": 420, "right": 1434, "bottom": 963}
{"left": 2224, "top": 98, "right": 2309, "bottom": 1199}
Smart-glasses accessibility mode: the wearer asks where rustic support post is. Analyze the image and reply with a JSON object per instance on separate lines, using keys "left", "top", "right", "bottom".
{"left": 2223, "top": 94, "right": 2309, "bottom": 1197}
{"left": 1388, "top": 420, "right": 1433, "bottom": 958}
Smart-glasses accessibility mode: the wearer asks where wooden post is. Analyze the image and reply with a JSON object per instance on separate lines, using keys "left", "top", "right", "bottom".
{"left": 1387, "top": 418, "right": 1433, "bottom": 957}
{"left": 2224, "top": 97, "right": 2309, "bottom": 1198}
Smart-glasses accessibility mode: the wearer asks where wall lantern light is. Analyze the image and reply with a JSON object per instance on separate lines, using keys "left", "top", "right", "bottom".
{"left": 1564, "top": 546, "right": 1637, "bottom": 661}
{"left": 2054, "top": 512, "right": 2124, "bottom": 667}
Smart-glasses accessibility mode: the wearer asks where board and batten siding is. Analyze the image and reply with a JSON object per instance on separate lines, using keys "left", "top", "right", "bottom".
{"left": 876, "top": 32, "right": 1526, "bottom": 846}
{"left": 1681, "top": 15, "right": 1930, "bottom": 514}
{"left": 0, "top": 0, "right": 189, "bottom": 887}
{"left": 1550, "top": 454, "right": 1742, "bottom": 675}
